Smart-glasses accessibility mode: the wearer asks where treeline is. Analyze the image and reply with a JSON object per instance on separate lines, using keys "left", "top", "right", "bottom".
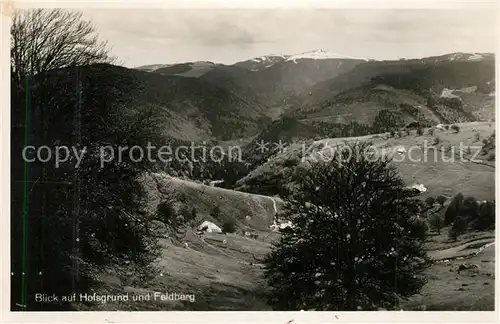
{"left": 370, "top": 60, "right": 495, "bottom": 96}
{"left": 160, "top": 142, "right": 249, "bottom": 189}
{"left": 311, "top": 108, "right": 431, "bottom": 140}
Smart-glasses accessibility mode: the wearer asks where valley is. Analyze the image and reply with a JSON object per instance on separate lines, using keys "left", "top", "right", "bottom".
{"left": 68, "top": 55, "right": 498, "bottom": 311}
{"left": 83, "top": 157, "right": 495, "bottom": 311}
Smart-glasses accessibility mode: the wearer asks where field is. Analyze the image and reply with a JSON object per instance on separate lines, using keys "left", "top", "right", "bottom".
{"left": 241, "top": 121, "right": 495, "bottom": 200}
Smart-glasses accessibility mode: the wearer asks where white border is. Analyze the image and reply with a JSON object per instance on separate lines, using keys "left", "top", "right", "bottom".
{"left": 1, "top": 1, "right": 499, "bottom": 323}
{"left": 3, "top": 0, "right": 500, "bottom": 9}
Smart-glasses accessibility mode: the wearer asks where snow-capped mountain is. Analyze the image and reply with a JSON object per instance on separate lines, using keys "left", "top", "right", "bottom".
{"left": 449, "top": 52, "right": 492, "bottom": 61}
{"left": 285, "top": 49, "right": 369, "bottom": 63}
{"left": 135, "top": 63, "right": 173, "bottom": 72}
{"left": 251, "top": 54, "right": 290, "bottom": 62}
{"left": 235, "top": 54, "right": 290, "bottom": 71}
{"left": 423, "top": 52, "right": 494, "bottom": 63}
{"left": 235, "top": 49, "right": 369, "bottom": 70}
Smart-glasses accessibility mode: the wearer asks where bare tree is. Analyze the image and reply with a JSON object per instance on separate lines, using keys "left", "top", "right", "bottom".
{"left": 11, "top": 9, "right": 114, "bottom": 85}
{"left": 10, "top": 8, "right": 116, "bottom": 147}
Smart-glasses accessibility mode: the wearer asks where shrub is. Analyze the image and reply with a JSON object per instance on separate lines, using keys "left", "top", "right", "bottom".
{"left": 444, "top": 125, "right": 450, "bottom": 130}
{"left": 425, "top": 197, "right": 436, "bottom": 207}
{"left": 397, "top": 130, "right": 403, "bottom": 138}
{"left": 485, "top": 151, "right": 495, "bottom": 161}
{"left": 444, "top": 193, "right": 464, "bottom": 225}
{"left": 264, "top": 142, "right": 429, "bottom": 311}
{"left": 433, "top": 136, "right": 441, "bottom": 145}
{"left": 409, "top": 216, "right": 429, "bottom": 241}
{"left": 449, "top": 216, "right": 468, "bottom": 241}
{"left": 429, "top": 214, "right": 444, "bottom": 235}
{"left": 474, "top": 133, "right": 481, "bottom": 142}
{"left": 435, "top": 195, "right": 447, "bottom": 206}
{"left": 157, "top": 200, "right": 178, "bottom": 227}
{"left": 481, "top": 132, "right": 495, "bottom": 158}
{"left": 389, "top": 130, "right": 396, "bottom": 137}
{"left": 211, "top": 205, "right": 222, "bottom": 219}
{"left": 222, "top": 220, "right": 236, "bottom": 233}
{"left": 449, "top": 229, "right": 458, "bottom": 241}
{"left": 283, "top": 156, "right": 300, "bottom": 168}
{"left": 438, "top": 97, "right": 463, "bottom": 110}
{"left": 416, "top": 128, "right": 423, "bottom": 136}
{"left": 177, "top": 192, "right": 188, "bottom": 203}
{"left": 451, "top": 124, "right": 460, "bottom": 133}
{"left": 185, "top": 207, "right": 197, "bottom": 223}
{"left": 404, "top": 187, "right": 422, "bottom": 197}
{"left": 406, "top": 121, "right": 421, "bottom": 129}
{"left": 427, "top": 128, "right": 434, "bottom": 136}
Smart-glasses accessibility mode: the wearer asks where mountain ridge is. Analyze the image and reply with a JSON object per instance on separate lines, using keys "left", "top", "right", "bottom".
{"left": 129, "top": 51, "right": 494, "bottom": 142}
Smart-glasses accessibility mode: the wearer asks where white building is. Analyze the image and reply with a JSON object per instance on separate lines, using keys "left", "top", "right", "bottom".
{"left": 197, "top": 221, "right": 222, "bottom": 233}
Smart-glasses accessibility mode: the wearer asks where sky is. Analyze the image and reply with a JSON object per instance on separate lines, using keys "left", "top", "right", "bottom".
{"left": 80, "top": 8, "right": 499, "bottom": 68}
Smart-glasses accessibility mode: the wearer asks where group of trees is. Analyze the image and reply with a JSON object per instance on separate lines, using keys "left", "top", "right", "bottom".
{"left": 312, "top": 110, "right": 410, "bottom": 140}
{"left": 312, "top": 120, "right": 374, "bottom": 139}
{"left": 156, "top": 192, "right": 198, "bottom": 231}
{"left": 257, "top": 109, "right": 428, "bottom": 153}
{"left": 480, "top": 131, "right": 495, "bottom": 161}
{"left": 444, "top": 193, "right": 495, "bottom": 240}
{"left": 371, "top": 109, "right": 405, "bottom": 134}
{"left": 163, "top": 149, "right": 249, "bottom": 189}
{"left": 425, "top": 192, "right": 495, "bottom": 240}
{"left": 425, "top": 196, "right": 447, "bottom": 234}
{"left": 11, "top": 9, "right": 163, "bottom": 310}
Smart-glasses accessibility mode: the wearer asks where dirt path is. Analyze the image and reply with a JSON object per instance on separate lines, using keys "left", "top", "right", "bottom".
{"left": 269, "top": 197, "right": 277, "bottom": 215}
{"left": 428, "top": 239, "right": 495, "bottom": 261}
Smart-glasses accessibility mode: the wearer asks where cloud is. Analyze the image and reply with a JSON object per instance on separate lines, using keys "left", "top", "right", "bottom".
{"left": 181, "top": 18, "right": 273, "bottom": 47}
{"left": 84, "top": 9, "right": 275, "bottom": 48}
{"left": 80, "top": 8, "right": 498, "bottom": 67}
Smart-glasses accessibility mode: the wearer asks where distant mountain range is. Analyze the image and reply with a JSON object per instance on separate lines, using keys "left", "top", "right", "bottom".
{"left": 136, "top": 50, "right": 492, "bottom": 74}
{"left": 42, "top": 50, "right": 489, "bottom": 144}
{"left": 132, "top": 50, "right": 494, "bottom": 143}
{"left": 288, "top": 52, "right": 495, "bottom": 122}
